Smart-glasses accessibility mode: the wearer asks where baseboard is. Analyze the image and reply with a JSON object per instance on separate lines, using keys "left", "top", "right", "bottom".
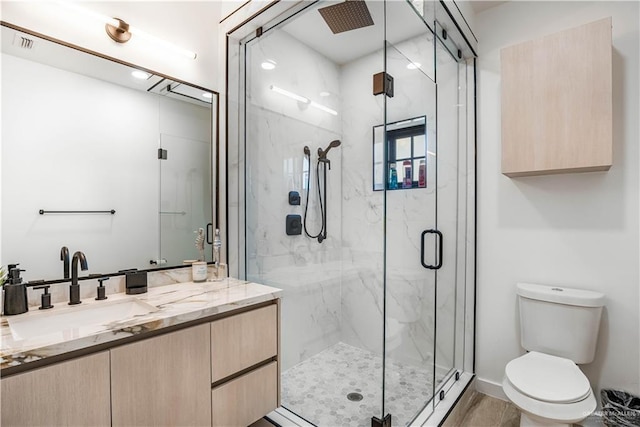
{"left": 474, "top": 377, "right": 508, "bottom": 401}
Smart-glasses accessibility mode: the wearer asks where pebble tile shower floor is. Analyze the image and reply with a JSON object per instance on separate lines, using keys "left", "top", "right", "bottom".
{"left": 281, "top": 342, "right": 434, "bottom": 427}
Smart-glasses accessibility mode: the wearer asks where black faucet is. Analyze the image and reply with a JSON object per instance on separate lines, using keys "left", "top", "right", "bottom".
{"left": 69, "top": 251, "right": 88, "bottom": 305}
{"left": 60, "top": 246, "right": 70, "bottom": 279}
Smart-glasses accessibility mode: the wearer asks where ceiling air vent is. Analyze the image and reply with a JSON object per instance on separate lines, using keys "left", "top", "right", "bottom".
{"left": 13, "top": 33, "right": 35, "bottom": 50}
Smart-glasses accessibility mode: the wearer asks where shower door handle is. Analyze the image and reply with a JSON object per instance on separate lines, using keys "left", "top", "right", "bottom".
{"left": 420, "top": 229, "right": 443, "bottom": 270}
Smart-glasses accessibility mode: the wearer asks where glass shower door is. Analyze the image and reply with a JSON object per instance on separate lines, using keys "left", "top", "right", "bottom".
{"left": 235, "top": 0, "right": 473, "bottom": 425}
{"left": 382, "top": 1, "right": 439, "bottom": 425}
{"left": 240, "top": 2, "right": 388, "bottom": 425}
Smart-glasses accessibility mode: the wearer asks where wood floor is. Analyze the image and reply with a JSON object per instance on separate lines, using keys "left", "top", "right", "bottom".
{"left": 456, "top": 393, "right": 520, "bottom": 427}
{"left": 249, "top": 393, "right": 520, "bottom": 426}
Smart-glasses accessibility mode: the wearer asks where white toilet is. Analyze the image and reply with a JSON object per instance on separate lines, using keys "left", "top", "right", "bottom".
{"left": 503, "top": 282, "right": 605, "bottom": 427}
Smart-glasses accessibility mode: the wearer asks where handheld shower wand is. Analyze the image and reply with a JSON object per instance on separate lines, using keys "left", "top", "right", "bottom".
{"left": 303, "top": 140, "right": 341, "bottom": 243}
{"left": 317, "top": 140, "right": 341, "bottom": 160}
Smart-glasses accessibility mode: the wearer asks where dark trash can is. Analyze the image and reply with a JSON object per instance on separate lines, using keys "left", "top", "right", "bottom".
{"left": 601, "top": 389, "right": 640, "bottom": 427}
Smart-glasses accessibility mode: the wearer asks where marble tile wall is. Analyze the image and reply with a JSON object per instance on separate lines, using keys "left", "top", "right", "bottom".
{"left": 234, "top": 6, "right": 472, "bottom": 382}
{"left": 242, "top": 29, "right": 344, "bottom": 372}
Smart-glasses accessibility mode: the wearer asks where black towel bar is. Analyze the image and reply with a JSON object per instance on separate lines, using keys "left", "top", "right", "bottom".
{"left": 39, "top": 209, "right": 116, "bottom": 215}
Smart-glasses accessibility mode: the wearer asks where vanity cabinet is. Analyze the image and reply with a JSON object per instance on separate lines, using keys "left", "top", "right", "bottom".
{"left": 111, "top": 323, "right": 212, "bottom": 426}
{"left": 211, "top": 304, "right": 279, "bottom": 426}
{"left": 0, "top": 300, "right": 280, "bottom": 427}
{"left": 501, "top": 17, "right": 612, "bottom": 177}
{"left": 1, "top": 351, "right": 111, "bottom": 426}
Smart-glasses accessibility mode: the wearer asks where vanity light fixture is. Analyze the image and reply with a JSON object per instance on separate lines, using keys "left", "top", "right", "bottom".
{"left": 121, "top": 24, "right": 198, "bottom": 60}
{"left": 105, "top": 18, "right": 132, "bottom": 43}
{"left": 261, "top": 60, "right": 277, "bottom": 70}
{"left": 56, "top": 1, "right": 197, "bottom": 59}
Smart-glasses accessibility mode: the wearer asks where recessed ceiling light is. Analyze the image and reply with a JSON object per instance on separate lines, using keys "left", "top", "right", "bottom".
{"left": 261, "top": 60, "right": 277, "bottom": 70}
{"left": 407, "top": 62, "right": 421, "bottom": 70}
{"left": 202, "top": 92, "right": 213, "bottom": 99}
{"left": 320, "top": 91, "right": 331, "bottom": 97}
{"left": 131, "top": 70, "right": 150, "bottom": 80}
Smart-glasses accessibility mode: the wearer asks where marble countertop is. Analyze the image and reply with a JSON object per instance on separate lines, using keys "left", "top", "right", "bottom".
{"left": 1, "top": 278, "right": 282, "bottom": 373}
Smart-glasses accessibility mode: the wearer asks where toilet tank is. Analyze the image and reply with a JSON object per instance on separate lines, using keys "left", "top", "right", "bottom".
{"left": 517, "top": 283, "right": 605, "bottom": 364}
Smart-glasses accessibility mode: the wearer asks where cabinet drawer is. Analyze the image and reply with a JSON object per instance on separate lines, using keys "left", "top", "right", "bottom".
{"left": 211, "top": 361, "right": 278, "bottom": 427}
{"left": 211, "top": 304, "right": 277, "bottom": 382}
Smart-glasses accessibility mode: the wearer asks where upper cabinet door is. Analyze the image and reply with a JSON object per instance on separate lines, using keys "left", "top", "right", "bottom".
{"left": 501, "top": 17, "right": 612, "bottom": 177}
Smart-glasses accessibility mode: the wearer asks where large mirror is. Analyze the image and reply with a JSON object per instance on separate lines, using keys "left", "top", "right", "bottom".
{"left": 1, "top": 23, "right": 218, "bottom": 282}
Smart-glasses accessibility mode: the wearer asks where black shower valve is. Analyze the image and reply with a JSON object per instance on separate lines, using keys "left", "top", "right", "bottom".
{"left": 286, "top": 214, "right": 302, "bottom": 236}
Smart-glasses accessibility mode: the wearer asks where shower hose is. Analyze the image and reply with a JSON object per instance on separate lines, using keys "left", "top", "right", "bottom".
{"left": 303, "top": 151, "right": 327, "bottom": 243}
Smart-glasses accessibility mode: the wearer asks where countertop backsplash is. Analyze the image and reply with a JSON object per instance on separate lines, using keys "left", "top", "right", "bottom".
{"left": 25, "top": 264, "right": 228, "bottom": 307}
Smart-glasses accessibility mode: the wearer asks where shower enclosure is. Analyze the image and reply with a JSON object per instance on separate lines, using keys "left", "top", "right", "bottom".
{"left": 226, "top": 1, "right": 476, "bottom": 425}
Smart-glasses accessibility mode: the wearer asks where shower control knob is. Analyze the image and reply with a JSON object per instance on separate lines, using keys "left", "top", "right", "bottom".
{"left": 289, "top": 191, "right": 301, "bottom": 205}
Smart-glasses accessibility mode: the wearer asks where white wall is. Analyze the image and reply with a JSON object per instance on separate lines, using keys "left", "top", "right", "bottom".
{"left": 0, "top": 1, "right": 220, "bottom": 90}
{"left": 475, "top": 1, "right": 640, "bottom": 402}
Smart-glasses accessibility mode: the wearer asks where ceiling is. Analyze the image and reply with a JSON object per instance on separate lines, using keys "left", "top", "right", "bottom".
{"left": 281, "top": 1, "right": 431, "bottom": 65}
{"left": 469, "top": 1, "right": 509, "bottom": 14}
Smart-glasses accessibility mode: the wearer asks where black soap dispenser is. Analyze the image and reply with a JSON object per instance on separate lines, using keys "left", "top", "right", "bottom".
{"left": 3, "top": 265, "right": 28, "bottom": 315}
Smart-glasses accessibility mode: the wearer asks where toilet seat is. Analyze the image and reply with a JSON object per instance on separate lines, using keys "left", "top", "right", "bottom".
{"left": 505, "top": 352, "right": 591, "bottom": 403}
{"left": 503, "top": 352, "right": 596, "bottom": 424}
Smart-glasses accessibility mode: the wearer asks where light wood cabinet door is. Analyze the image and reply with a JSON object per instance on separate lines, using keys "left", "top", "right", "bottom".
{"left": 212, "top": 361, "right": 278, "bottom": 427}
{"left": 501, "top": 17, "right": 612, "bottom": 177}
{"left": 1, "top": 351, "right": 111, "bottom": 426}
{"left": 211, "top": 304, "right": 277, "bottom": 382}
{"left": 111, "top": 324, "right": 211, "bottom": 426}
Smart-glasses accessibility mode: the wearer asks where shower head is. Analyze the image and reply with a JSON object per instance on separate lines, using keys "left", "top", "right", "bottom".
{"left": 318, "top": 140, "right": 342, "bottom": 159}
{"left": 318, "top": 1, "right": 374, "bottom": 34}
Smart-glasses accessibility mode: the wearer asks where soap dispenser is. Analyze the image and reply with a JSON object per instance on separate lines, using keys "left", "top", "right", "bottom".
{"left": 3, "top": 265, "right": 28, "bottom": 315}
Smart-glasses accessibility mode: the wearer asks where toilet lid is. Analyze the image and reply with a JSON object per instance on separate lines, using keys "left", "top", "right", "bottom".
{"left": 505, "top": 352, "right": 591, "bottom": 403}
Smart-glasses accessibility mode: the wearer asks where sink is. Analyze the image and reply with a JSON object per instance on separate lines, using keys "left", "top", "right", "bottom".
{"left": 8, "top": 298, "right": 159, "bottom": 341}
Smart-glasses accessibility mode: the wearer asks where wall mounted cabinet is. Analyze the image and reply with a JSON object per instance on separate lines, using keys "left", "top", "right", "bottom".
{"left": 501, "top": 17, "right": 612, "bottom": 177}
